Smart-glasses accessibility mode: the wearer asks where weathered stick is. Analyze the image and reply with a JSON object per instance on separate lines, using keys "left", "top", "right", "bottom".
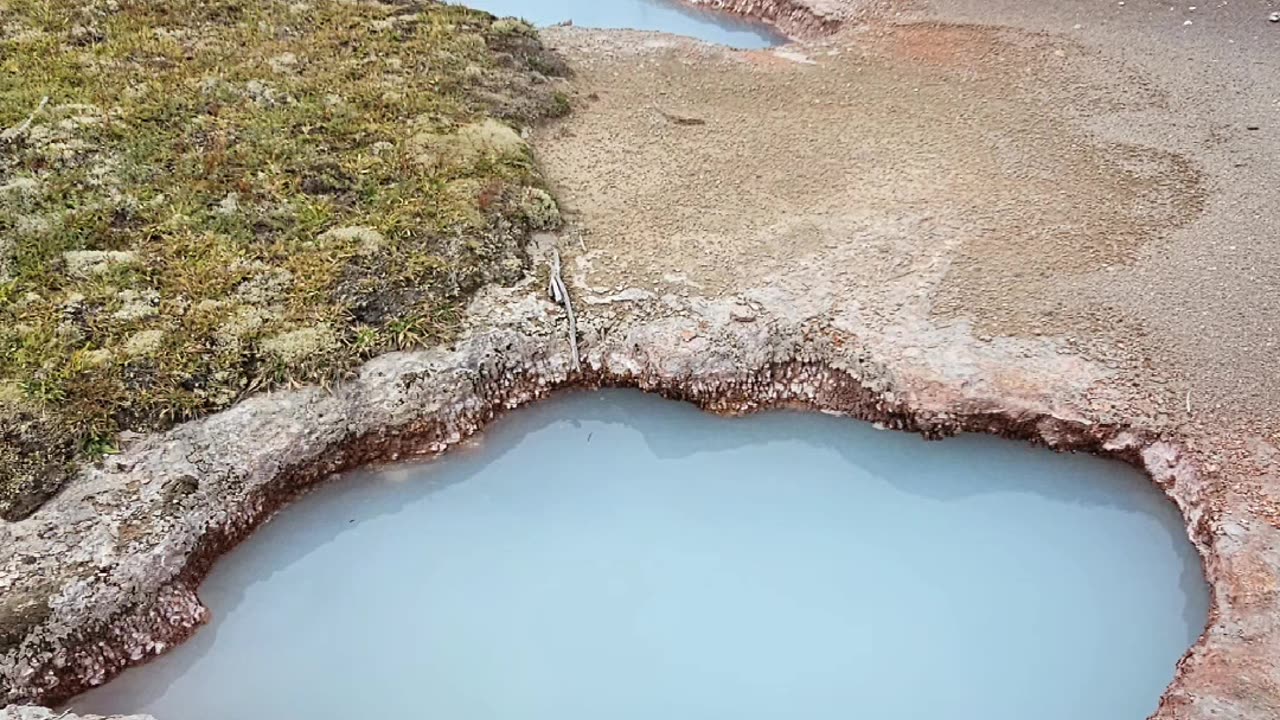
{"left": 1, "top": 95, "right": 49, "bottom": 142}
{"left": 548, "top": 247, "right": 580, "bottom": 372}
{"left": 654, "top": 106, "right": 707, "bottom": 126}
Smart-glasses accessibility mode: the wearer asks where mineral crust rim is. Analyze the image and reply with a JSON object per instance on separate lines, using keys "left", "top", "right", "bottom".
{"left": 0, "top": 298, "right": 1229, "bottom": 718}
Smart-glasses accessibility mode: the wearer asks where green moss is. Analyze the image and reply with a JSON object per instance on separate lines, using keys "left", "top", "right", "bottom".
{"left": 0, "top": 0, "right": 570, "bottom": 518}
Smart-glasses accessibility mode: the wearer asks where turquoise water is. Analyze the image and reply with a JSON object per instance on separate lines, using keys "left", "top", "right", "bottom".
{"left": 464, "top": 0, "right": 785, "bottom": 48}
{"left": 74, "top": 390, "right": 1208, "bottom": 720}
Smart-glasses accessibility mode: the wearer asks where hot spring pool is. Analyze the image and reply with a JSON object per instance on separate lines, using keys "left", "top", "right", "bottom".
{"left": 73, "top": 390, "right": 1208, "bottom": 720}
{"left": 462, "top": 0, "right": 785, "bottom": 48}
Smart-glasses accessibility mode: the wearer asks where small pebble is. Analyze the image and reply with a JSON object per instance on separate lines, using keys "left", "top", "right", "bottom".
{"left": 1270, "top": 11, "right": 1280, "bottom": 22}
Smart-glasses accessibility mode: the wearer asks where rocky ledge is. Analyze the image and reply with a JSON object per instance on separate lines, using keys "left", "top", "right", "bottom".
{"left": 680, "top": 0, "right": 865, "bottom": 37}
{"left": 0, "top": 250, "right": 1276, "bottom": 718}
{"left": 2, "top": 707, "right": 150, "bottom": 720}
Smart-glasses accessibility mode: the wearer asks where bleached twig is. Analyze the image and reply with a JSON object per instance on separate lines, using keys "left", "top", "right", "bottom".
{"left": 548, "top": 247, "right": 580, "bottom": 372}
{"left": 1, "top": 95, "right": 49, "bottom": 142}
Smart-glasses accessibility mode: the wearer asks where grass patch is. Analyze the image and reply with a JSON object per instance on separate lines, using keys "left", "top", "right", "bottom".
{"left": 0, "top": 0, "right": 569, "bottom": 519}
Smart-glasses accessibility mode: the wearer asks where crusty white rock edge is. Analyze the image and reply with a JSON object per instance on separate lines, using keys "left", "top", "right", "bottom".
{"left": 0, "top": 278, "right": 1266, "bottom": 719}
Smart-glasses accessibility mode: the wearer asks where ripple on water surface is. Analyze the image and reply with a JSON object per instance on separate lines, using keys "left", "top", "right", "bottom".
{"left": 74, "top": 390, "right": 1208, "bottom": 720}
{"left": 462, "top": 0, "right": 785, "bottom": 48}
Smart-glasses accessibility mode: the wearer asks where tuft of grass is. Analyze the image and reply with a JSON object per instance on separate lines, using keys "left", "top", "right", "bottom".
{"left": 0, "top": 0, "right": 569, "bottom": 519}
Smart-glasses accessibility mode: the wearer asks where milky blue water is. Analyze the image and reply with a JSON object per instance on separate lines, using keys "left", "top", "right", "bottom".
{"left": 74, "top": 390, "right": 1208, "bottom": 720}
{"left": 464, "top": 0, "right": 785, "bottom": 48}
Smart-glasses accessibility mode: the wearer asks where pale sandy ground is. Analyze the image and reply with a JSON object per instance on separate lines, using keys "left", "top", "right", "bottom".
{"left": 534, "top": 0, "right": 1280, "bottom": 441}
{"left": 920, "top": 0, "right": 1280, "bottom": 433}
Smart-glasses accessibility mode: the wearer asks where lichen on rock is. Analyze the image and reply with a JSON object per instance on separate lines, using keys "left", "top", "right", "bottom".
{"left": 520, "top": 187, "right": 562, "bottom": 230}
{"left": 410, "top": 118, "right": 531, "bottom": 171}
{"left": 122, "top": 329, "right": 165, "bottom": 359}
{"left": 317, "top": 226, "right": 385, "bottom": 256}
{"left": 62, "top": 251, "right": 138, "bottom": 278}
{"left": 259, "top": 324, "right": 337, "bottom": 365}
